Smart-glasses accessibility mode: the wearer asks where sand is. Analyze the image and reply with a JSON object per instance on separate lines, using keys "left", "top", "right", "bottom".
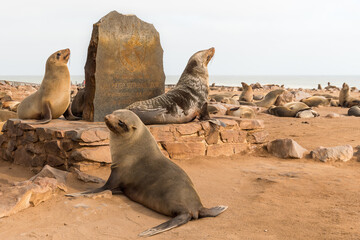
{"left": 0, "top": 86, "right": 360, "bottom": 239}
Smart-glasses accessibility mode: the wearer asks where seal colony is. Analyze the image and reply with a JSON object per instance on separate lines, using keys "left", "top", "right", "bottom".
{"left": 17, "top": 49, "right": 79, "bottom": 123}
{"left": 126, "top": 47, "right": 215, "bottom": 124}
{"left": 67, "top": 109, "right": 227, "bottom": 237}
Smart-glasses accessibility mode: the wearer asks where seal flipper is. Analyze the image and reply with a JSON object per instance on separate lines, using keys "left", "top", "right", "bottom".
{"left": 139, "top": 213, "right": 191, "bottom": 237}
{"left": 199, "top": 205, "right": 228, "bottom": 218}
{"left": 63, "top": 103, "right": 81, "bottom": 120}
{"left": 199, "top": 102, "right": 210, "bottom": 121}
{"left": 34, "top": 101, "right": 52, "bottom": 124}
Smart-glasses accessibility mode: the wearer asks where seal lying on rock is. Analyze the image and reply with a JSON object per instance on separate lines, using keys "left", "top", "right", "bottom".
{"left": 67, "top": 109, "right": 227, "bottom": 236}
{"left": 339, "top": 83, "right": 360, "bottom": 108}
{"left": 126, "top": 48, "right": 215, "bottom": 124}
{"left": 17, "top": 49, "right": 79, "bottom": 123}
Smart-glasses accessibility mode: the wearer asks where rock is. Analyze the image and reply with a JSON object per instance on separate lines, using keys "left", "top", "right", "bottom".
{"left": 0, "top": 165, "right": 67, "bottom": 218}
{"left": 292, "top": 91, "right": 312, "bottom": 101}
{"left": 267, "top": 139, "right": 308, "bottom": 159}
{"left": 176, "top": 122, "right": 202, "bottom": 135}
{"left": 295, "top": 109, "right": 319, "bottom": 118}
{"left": 311, "top": 145, "right": 353, "bottom": 162}
{"left": 325, "top": 113, "right": 340, "bottom": 118}
{"left": 70, "top": 146, "right": 111, "bottom": 163}
{"left": 238, "top": 119, "right": 265, "bottom": 130}
{"left": 162, "top": 142, "right": 206, "bottom": 159}
{"left": 207, "top": 144, "right": 234, "bottom": 157}
{"left": 70, "top": 167, "right": 105, "bottom": 184}
{"left": 247, "top": 131, "right": 269, "bottom": 144}
{"left": 82, "top": 11, "right": 165, "bottom": 121}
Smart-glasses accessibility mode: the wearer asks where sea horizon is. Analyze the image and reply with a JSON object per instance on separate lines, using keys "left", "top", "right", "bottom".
{"left": 1, "top": 75, "right": 359, "bottom": 89}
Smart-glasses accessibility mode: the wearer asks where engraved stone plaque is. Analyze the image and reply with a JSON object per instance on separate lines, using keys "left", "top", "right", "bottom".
{"left": 82, "top": 11, "right": 165, "bottom": 122}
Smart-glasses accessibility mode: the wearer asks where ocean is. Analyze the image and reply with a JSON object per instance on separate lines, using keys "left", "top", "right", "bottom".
{"left": 0, "top": 75, "right": 359, "bottom": 89}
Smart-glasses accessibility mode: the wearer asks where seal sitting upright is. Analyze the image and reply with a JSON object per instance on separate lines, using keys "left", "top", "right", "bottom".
{"left": 67, "top": 109, "right": 227, "bottom": 237}
{"left": 17, "top": 49, "right": 79, "bottom": 123}
{"left": 126, "top": 48, "right": 215, "bottom": 124}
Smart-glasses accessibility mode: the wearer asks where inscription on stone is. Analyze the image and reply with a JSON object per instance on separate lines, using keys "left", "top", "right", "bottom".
{"left": 82, "top": 11, "right": 165, "bottom": 122}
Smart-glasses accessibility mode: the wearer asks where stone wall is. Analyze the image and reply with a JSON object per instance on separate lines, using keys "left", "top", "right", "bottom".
{"left": 0, "top": 117, "right": 267, "bottom": 171}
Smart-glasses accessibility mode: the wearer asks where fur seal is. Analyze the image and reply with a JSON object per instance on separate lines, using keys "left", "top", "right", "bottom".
{"left": 71, "top": 87, "right": 85, "bottom": 117}
{"left": 300, "top": 96, "right": 331, "bottom": 107}
{"left": 67, "top": 109, "right": 227, "bottom": 236}
{"left": 126, "top": 48, "right": 215, "bottom": 124}
{"left": 348, "top": 106, "right": 360, "bottom": 116}
{"left": 226, "top": 106, "right": 255, "bottom": 118}
{"left": 240, "top": 89, "right": 284, "bottom": 108}
{"left": 17, "top": 49, "right": 79, "bottom": 123}
{"left": 268, "top": 102, "right": 310, "bottom": 117}
{"left": 239, "top": 82, "right": 253, "bottom": 102}
{"left": 339, "top": 83, "right": 360, "bottom": 108}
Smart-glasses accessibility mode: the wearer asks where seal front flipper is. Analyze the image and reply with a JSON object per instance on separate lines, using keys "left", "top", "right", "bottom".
{"left": 35, "top": 101, "right": 52, "bottom": 124}
{"left": 63, "top": 103, "right": 81, "bottom": 120}
{"left": 139, "top": 213, "right": 191, "bottom": 237}
{"left": 199, "top": 205, "right": 228, "bottom": 217}
{"left": 199, "top": 102, "right": 210, "bottom": 120}
{"left": 65, "top": 186, "right": 110, "bottom": 197}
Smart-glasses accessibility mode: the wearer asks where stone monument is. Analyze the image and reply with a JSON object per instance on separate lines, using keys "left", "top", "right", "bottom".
{"left": 82, "top": 11, "right": 165, "bottom": 122}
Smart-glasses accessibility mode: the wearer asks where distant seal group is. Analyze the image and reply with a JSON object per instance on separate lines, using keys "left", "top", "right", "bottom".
{"left": 67, "top": 109, "right": 227, "bottom": 236}
{"left": 126, "top": 47, "right": 215, "bottom": 124}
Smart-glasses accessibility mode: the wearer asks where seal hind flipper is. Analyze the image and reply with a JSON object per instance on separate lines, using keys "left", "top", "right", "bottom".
{"left": 63, "top": 103, "right": 82, "bottom": 120}
{"left": 65, "top": 185, "right": 110, "bottom": 197}
{"left": 199, "top": 205, "right": 228, "bottom": 218}
{"left": 139, "top": 213, "right": 191, "bottom": 237}
{"left": 35, "top": 101, "right": 52, "bottom": 124}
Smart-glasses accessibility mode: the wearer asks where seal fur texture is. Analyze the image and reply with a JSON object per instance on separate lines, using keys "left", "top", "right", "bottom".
{"left": 348, "top": 106, "right": 360, "bottom": 117}
{"left": 339, "top": 83, "right": 360, "bottom": 108}
{"left": 17, "top": 49, "right": 77, "bottom": 123}
{"left": 226, "top": 106, "right": 255, "bottom": 118}
{"left": 126, "top": 48, "right": 215, "bottom": 124}
{"left": 66, "top": 109, "right": 227, "bottom": 236}
{"left": 239, "top": 82, "right": 253, "bottom": 102}
{"left": 240, "top": 89, "right": 284, "bottom": 108}
{"left": 268, "top": 102, "right": 310, "bottom": 117}
{"left": 300, "top": 96, "right": 331, "bottom": 107}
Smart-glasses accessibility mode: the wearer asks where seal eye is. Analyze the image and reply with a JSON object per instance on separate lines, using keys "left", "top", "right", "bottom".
{"left": 118, "top": 120, "right": 128, "bottom": 131}
{"left": 56, "top": 52, "right": 61, "bottom": 60}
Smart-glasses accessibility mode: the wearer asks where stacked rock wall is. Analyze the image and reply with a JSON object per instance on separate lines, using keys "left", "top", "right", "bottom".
{"left": 0, "top": 117, "right": 267, "bottom": 171}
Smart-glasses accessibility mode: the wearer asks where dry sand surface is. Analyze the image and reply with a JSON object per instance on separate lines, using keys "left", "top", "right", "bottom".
{"left": 1, "top": 101, "right": 360, "bottom": 240}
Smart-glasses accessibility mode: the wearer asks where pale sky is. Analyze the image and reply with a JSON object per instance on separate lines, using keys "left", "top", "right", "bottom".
{"left": 1, "top": 0, "right": 360, "bottom": 76}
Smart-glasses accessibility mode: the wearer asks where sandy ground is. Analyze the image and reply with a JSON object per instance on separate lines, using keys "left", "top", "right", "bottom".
{"left": 1, "top": 102, "right": 360, "bottom": 239}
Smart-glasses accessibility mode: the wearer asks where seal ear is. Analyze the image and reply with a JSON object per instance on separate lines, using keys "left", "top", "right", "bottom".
{"left": 186, "top": 60, "right": 197, "bottom": 74}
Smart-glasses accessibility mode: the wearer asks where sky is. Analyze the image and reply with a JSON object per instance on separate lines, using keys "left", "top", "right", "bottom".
{"left": 0, "top": 0, "right": 360, "bottom": 76}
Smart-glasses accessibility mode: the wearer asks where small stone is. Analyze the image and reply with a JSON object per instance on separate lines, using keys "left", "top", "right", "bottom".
{"left": 267, "top": 139, "right": 308, "bottom": 159}
{"left": 311, "top": 145, "right": 353, "bottom": 162}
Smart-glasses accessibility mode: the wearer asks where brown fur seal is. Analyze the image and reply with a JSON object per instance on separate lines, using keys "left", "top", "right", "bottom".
{"left": 239, "top": 82, "right": 253, "bottom": 102}
{"left": 0, "top": 109, "right": 17, "bottom": 122}
{"left": 339, "top": 83, "right": 360, "bottom": 107}
{"left": 268, "top": 102, "right": 310, "bottom": 117}
{"left": 239, "top": 89, "right": 284, "bottom": 108}
{"left": 71, "top": 87, "right": 85, "bottom": 117}
{"left": 226, "top": 106, "right": 255, "bottom": 118}
{"left": 126, "top": 48, "right": 215, "bottom": 124}
{"left": 300, "top": 96, "right": 331, "bottom": 107}
{"left": 67, "top": 109, "right": 227, "bottom": 236}
{"left": 17, "top": 49, "right": 79, "bottom": 123}
{"left": 348, "top": 106, "right": 360, "bottom": 116}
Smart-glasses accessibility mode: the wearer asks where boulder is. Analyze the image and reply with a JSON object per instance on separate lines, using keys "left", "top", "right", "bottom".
{"left": 311, "top": 145, "right": 353, "bottom": 162}
{"left": 267, "top": 138, "right": 308, "bottom": 159}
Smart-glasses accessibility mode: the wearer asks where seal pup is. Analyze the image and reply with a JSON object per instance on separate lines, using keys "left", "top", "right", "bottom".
{"left": 339, "top": 83, "right": 360, "bottom": 107}
{"left": 239, "top": 82, "right": 253, "bottom": 102}
{"left": 67, "top": 109, "right": 227, "bottom": 236}
{"left": 348, "top": 106, "right": 360, "bottom": 117}
{"left": 226, "top": 106, "right": 255, "bottom": 118}
{"left": 300, "top": 96, "right": 331, "bottom": 107}
{"left": 17, "top": 49, "right": 79, "bottom": 123}
{"left": 126, "top": 48, "right": 215, "bottom": 124}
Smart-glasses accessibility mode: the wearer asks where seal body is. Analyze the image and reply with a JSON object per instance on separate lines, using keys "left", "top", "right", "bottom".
{"left": 348, "top": 106, "right": 360, "bottom": 116}
{"left": 67, "top": 109, "right": 227, "bottom": 236}
{"left": 239, "top": 82, "right": 253, "bottom": 102}
{"left": 17, "top": 49, "right": 75, "bottom": 123}
{"left": 300, "top": 96, "right": 331, "bottom": 107}
{"left": 126, "top": 48, "right": 215, "bottom": 124}
{"left": 226, "top": 106, "right": 255, "bottom": 118}
{"left": 268, "top": 102, "right": 310, "bottom": 117}
{"left": 339, "top": 83, "right": 360, "bottom": 107}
